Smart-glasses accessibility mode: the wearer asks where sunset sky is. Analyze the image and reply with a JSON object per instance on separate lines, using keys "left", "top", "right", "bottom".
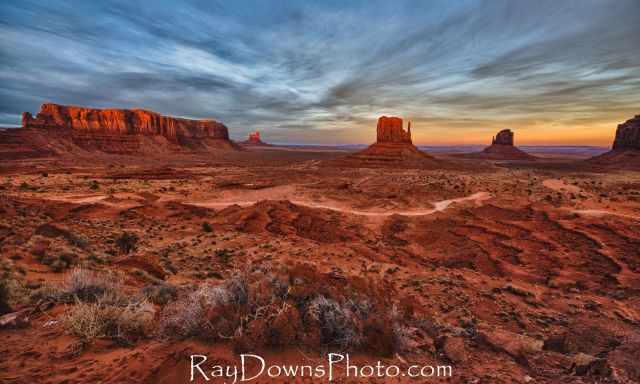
{"left": 1, "top": 0, "right": 639, "bottom": 145}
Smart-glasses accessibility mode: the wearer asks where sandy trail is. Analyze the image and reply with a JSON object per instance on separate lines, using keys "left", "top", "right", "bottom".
{"left": 572, "top": 209, "right": 640, "bottom": 220}
{"left": 186, "top": 191, "right": 492, "bottom": 217}
{"left": 543, "top": 178, "right": 582, "bottom": 193}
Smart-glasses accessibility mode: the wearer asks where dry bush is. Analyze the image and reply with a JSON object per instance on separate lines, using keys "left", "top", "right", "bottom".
{"left": 63, "top": 298, "right": 154, "bottom": 343}
{"left": 306, "top": 295, "right": 361, "bottom": 349}
{"left": 31, "top": 268, "right": 124, "bottom": 305}
{"left": 157, "top": 263, "right": 417, "bottom": 356}
{"left": 141, "top": 283, "right": 178, "bottom": 305}
{"left": 158, "top": 278, "right": 247, "bottom": 338}
{"left": 64, "top": 268, "right": 121, "bottom": 303}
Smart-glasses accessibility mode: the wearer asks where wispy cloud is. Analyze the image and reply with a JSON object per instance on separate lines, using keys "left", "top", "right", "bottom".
{"left": 1, "top": 0, "right": 639, "bottom": 144}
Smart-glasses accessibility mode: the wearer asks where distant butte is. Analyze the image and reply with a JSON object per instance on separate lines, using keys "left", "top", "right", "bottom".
{"left": 0, "top": 103, "right": 238, "bottom": 159}
{"left": 463, "top": 129, "right": 535, "bottom": 160}
{"left": 240, "top": 131, "right": 270, "bottom": 146}
{"left": 332, "top": 116, "right": 439, "bottom": 168}
{"left": 589, "top": 114, "right": 640, "bottom": 167}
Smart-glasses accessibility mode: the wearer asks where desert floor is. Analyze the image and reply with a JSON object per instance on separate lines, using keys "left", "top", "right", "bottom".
{"left": 0, "top": 147, "right": 639, "bottom": 383}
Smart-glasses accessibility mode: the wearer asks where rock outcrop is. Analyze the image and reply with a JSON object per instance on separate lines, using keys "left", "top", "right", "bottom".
{"left": 22, "top": 103, "right": 230, "bottom": 142}
{"left": 332, "top": 116, "right": 439, "bottom": 168}
{"left": 492, "top": 129, "right": 514, "bottom": 146}
{"left": 589, "top": 114, "right": 640, "bottom": 168}
{"left": 240, "top": 131, "right": 270, "bottom": 146}
{"left": 462, "top": 129, "right": 535, "bottom": 160}
{"left": 377, "top": 116, "right": 412, "bottom": 143}
{"left": 612, "top": 115, "right": 640, "bottom": 150}
{"left": 1, "top": 103, "right": 237, "bottom": 159}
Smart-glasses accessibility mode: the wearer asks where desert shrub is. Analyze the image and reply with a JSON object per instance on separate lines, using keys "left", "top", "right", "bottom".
{"left": 116, "top": 232, "right": 138, "bottom": 254}
{"left": 202, "top": 222, "right": 213, "bottom": 233}
{"left": 63, "top": 298, "right": 154, "bottom": 343}
{"left": 142, "top": 284, "right": 178, "bottom": 305}
{"left": 0, "top": 274, "right": 30, "bottom": 309}
{"left": 30, "top": 283, "right": 65, "bottom": 304}
{"left": 89, "top": 180, "right": 100, "bottom": 190}
{"left": 158, "top": 263, "right": 416, "bottom": 355}
{"left": 50, "top": 253, "right": 78, "bottom": 272}
{"left": 306, "top": 295, "right": 360, "bottom": 349}
{"left": 65, "top": 268, "right": 111, "bottom": 302}
{"left": 158, "top": 277, "right": 248, "bottom": 338}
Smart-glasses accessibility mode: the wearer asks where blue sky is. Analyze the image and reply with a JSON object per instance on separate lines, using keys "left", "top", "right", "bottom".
{"left": 1, "top": 0, "right": 639, "bottom": 144}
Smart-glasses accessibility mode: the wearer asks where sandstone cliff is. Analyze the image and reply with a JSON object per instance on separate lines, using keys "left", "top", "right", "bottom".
{"left": 589, "top": 114, "right": 640, "bottom": 168}
{"left": 0, "top": 103, "right": 239, "bottom": 157}
{"left": 22, "top": 103, "right": 229, "bottom": 142}
{"left": 376, "top": 116, "right": 412, "bottom": 144}
{"left": 612, "top": 115, "right": 640, "bottom": 151}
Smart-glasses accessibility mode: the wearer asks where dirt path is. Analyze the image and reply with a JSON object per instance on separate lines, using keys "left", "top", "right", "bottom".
{"left": 542, "top": 178, "right": 582, "bottom": 193}
{"left": 572, "top": 209, "right": 640, "bottom": 220}
{"left": 186, "top": 191, "right": 492, "bottom": 217}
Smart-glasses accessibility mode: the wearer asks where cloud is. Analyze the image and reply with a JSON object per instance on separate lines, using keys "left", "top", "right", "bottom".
{"left": 0, "top": 0, "right": 639, "bottom": 144}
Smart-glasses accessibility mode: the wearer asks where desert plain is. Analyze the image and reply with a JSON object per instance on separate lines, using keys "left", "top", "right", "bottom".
{"left": 1, "top": 118, "right": 639, "bottom": 384}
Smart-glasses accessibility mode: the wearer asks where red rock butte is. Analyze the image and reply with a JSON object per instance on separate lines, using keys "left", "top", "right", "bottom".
{"left": 332, "top": 116, "right": 438, "bottom": 168}
{"left": 462, "top": 128, "right": 534, "bottom": 160}
{"left": 22, "top": 103, "right": 229, "bottom": 142}
{"left": 612, "top": 115, "right": 640, "bottom": 151}
{"left": 589, "top": 114, "right": 640, "bottom": 167}
{"left": 376, "top": 116, "right": 412, "bottom": 144}
{"left": 240, "top": 131, "right": 269, "bottom": 146}
{"left": 0, "top": 103, "right": 238, "bottom": 158}
{"left": 491, "top": 129, "right": 514, "bottom": 146}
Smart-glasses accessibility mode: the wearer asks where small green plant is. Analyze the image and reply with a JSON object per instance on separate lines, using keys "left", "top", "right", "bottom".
{"left": 89, "top": 180, "right": 100, "bottom": 190}
{"left": 202, "top": 222, "right": 213, "bottom": 233}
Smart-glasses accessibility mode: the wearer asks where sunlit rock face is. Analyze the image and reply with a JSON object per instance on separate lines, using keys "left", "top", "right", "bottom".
{"left": 5, "top": 103, "right": 237, "bottom": 157}
{"left": 376, "top": 116, "right": 412, "bottom": 144}
{"left": 331, "top": 115, "right": 437, "bottom": 168}
{"left": 612, "top": 115, "right": 640, "bottom": 151}
{"left": 241, "top": 131, "right": 268, "bottom": 146}
{"left": 22, "top": 103, "right": 229, "bottom": 141}
{"left": 491, "top": 129, "right": 514, "bottom": 146}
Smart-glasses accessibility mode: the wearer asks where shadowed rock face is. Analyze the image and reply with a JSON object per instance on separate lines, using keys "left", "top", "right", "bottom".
{"left": 460, "top": 128, "right": 534, "bottom": 160}
{"left": 376, "top": 116, "right": 412, "bottom": 144}
{"left": 492, "top": 129, "right": 514, "bottom": 146}
{"left": 22, "top": 103, "right": 229, "bottom": 142}
{"left": 612, "top": 115, "right": 640, "bottom": 150}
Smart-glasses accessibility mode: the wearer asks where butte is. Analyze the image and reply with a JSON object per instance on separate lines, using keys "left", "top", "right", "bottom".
{"left": 462, "top": 129, "right": 535, "bottom": 160}
{"left": 589, "top": 114, "right": 640, "bottom": 168}
{"left": 332, "top": 116, "right": 440, "bottom": 168}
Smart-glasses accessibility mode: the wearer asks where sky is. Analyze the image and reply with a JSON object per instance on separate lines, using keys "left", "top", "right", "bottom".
{"left": 1, "top": 0, "right": 639, "bottom": 145}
